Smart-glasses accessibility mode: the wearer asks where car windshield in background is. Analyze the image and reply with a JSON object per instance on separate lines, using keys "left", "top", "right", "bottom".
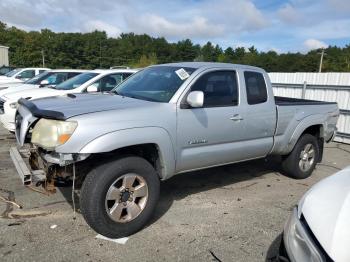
{"left": 5, "top": 69, "right": 21, "bottom": 77}
{"left": 114, "top": 66, "right": 195, "bottom": 102}
{"left": 25, "top": 71, "right": 50, "bottom": 84}
{"left": 54, "top": 72, "right": 98, "bottom": 90}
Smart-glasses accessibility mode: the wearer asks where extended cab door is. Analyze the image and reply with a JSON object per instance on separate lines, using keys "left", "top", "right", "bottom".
{"left": 176, "top": 69, "right": 247, "bottom": 173}
{"left": 239, "top": 70, "right": 276, "bottom": 158}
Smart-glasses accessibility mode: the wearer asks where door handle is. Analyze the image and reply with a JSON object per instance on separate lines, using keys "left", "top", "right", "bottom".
{"left": 230, "top": 114, "right": 243, "bottom": 121}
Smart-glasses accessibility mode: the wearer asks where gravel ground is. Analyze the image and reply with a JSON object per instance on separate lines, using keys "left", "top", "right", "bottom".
{"left": 0, "top": 125, "right": 349, "bottom": 262}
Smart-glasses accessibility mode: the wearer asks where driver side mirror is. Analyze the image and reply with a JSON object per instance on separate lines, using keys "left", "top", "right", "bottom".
{"left": 39, "top": 79, "right": 49, "bottom": 87}
{"left": 86, "top": 85, "right": 98, "bottom": 93}
{"left": 186, "top": 91, "right": 204, "bottom": 108}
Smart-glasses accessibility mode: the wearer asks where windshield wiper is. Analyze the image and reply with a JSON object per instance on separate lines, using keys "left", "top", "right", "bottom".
{"left": 113, "top": 90, "right": 124, "bottom": 96}
{"left": 123, "top": 93, "right": 159, "bottom": 102}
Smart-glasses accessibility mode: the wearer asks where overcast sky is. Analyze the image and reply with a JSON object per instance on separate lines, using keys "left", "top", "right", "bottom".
{"left": 1, "top": 0, "right": 349, "bottom": 53}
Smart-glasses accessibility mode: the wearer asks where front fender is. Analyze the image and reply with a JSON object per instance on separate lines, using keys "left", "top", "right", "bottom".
{"left": 79, "top": 127, "right": 176, "bottom": 179}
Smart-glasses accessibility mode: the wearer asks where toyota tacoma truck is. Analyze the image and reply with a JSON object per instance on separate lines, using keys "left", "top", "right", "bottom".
{"left": 12, "top": 62, "right": 339, "bottom": 238}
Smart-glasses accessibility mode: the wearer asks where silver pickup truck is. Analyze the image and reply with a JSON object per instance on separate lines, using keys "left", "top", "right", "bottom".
{"left": 12, "top": 62, "right": 339, "bottom": 238}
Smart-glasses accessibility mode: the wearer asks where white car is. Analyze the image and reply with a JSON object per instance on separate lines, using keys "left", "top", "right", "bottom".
{"left": 0, "top": 68, "right": 50, "bottom": 86}
{"left": 281, "top": 165, "right": 350, "bottom": 262}
{"left": 0, "top": 69, "right": 138, "bottom": 131}
{"left": 0, "top": 69, "right": 86, "bottom": 97}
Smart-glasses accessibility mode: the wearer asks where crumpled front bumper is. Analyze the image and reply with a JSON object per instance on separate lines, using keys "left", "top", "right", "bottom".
{"left": 15, "top": 105, "right": 38, "bottom": 146}
{"left": 12, "top": 104, "right": 89, "bottom": 189}
{"left": 10, "top": 145, "right": 89, "bottom": 191}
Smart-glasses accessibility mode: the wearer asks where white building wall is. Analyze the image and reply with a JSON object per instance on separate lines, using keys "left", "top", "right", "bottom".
{"left": 269, "top": 73, "right": 350, "bottom": 144}
{"left": 0, "top": 46, "right": 9, "bottom": 66}
{"left": 269, "top": 72, "right": 350, "bottom": 86}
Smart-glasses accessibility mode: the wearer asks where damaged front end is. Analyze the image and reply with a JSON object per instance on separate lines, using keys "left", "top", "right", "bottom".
{"left": 11, "top": 98, "right": 89, "bottom": 194}
{"left": 10, "top": 145, "right": 89, "bottom": 194}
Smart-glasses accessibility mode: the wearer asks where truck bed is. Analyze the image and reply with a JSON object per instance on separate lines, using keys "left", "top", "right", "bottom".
{"left": 274, "top": 96, "right": 337, "bottom": 106}
{"left": 271, "top": 95, "right": 339, "bottom": 155}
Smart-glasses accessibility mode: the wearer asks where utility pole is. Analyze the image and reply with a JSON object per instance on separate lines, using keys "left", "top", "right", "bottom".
{"left": 41, "top": 50, "right": 45, "bottom": 67}
{"left": 99, "top": 41, "right": 102, "bottom": 68}
{"left": 318, "top": 48, "right": 325, "bottom": 73}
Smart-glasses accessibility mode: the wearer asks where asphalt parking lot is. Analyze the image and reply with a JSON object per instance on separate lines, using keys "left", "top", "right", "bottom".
{"left": 0, "top": 126, "right": 349, "bottom": 262}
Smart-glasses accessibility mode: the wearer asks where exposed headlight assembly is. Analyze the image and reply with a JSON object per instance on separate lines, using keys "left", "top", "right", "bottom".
{"left": 283, "top": 207, "right": 325, "bottom": 262}
{"left": 31, "top": 119, "right": 78, "bottom": 149}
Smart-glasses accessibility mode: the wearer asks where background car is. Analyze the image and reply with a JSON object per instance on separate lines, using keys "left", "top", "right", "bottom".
{"left": 0, "top": 67, "right": 50, "bottom": 86}
{"left": 0, "top": 68, "right": 138, "bottom": 132}
{"left": 281, "top": 165, "right": 350, "bottom": 262}
{"left": 0, "top": 66, "right": 16, "bottom": 76}
{"left": 0, "top": 69, "right": 86, "bottom": 96}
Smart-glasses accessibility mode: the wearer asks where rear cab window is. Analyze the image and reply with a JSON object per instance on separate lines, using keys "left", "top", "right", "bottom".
{"left": 244, "top": 71, "right": 267, "bottom": 105}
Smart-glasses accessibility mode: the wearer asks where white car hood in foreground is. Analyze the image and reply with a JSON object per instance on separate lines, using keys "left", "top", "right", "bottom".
{"left": 3, "top": 87, "right": 66, "bottom": 102}
{"left": 298, "top": 165, "right": 350, "bottom": 262}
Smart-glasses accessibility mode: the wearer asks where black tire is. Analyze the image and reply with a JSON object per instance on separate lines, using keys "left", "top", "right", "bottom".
{"left": 282, "top": 134, "right": 319, "bottom": 179}
{"left": 80, "top": 156, "right": 160, "bottom": 238}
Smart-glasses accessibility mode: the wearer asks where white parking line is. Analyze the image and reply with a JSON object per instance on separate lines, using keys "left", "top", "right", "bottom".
{"left": 96, "top": 234, "right": 129, "bottom": 244}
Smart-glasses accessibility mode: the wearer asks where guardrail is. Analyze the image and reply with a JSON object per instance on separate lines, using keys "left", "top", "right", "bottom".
{"left": 272, "top": 82, "right": 350, "bottom": 144}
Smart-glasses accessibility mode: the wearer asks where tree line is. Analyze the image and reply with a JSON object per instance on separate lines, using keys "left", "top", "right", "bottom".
{"left": 0, "top": 21, "right": 349, "bottom": 72}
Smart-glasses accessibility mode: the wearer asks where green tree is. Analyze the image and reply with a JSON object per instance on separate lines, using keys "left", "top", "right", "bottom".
{"left": 133, "top": 53, "right": 158, "bottom": 68}
{"left": 0, "top": 21, "right": 349, "bottom": 72}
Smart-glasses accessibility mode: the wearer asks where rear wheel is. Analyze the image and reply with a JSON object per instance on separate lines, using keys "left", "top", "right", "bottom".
{"left": 282, "top": 134, "right": 319, "bottom": 179}
{"left": 80, "top": 156, "right": 160, "bottom": 238}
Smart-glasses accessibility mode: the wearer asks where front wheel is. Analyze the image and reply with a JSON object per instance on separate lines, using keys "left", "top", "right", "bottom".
{"left": 80, "top": 156, "right": 160, "bottom": 238}
{"left": 282, "top": 134, "right": 319, "bottom": 179}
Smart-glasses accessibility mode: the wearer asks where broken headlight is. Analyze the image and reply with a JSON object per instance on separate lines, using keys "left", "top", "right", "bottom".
{"left": 31, "top": 119, "right": 77, "bottom": 149}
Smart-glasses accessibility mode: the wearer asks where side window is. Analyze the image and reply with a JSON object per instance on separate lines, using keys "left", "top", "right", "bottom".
{"left": 18, "top": 70, "right": 35, "bottom": 79}
{"left": 39, "top": 70, "right": 47, "bottom": 74}
{"left": 244, "top": 71, "right": 267, "bottom": 105}
{"left": 122, "top": 73, "right": 132, "bottom": 80}
{"left": 46, "top": 73, "right": 69, "bottom": 85}
{"left": 190, "top": 71, "right": 238, "bottom": 107}
{"left": 68, "top": 72, "right": 81, "bottom": 79}
{"left": 94, "top": 74, "right": 123, "bottom": 92}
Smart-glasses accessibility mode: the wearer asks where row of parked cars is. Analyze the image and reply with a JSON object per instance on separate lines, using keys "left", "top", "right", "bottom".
{"left": 0, "top": 66, "right": 16, "bottom": 76}
{"left": 1, "top": 63, "right": 347, "bottom": 261}
{"left": 0, "top": 67, "right": 138, "bottom": 131}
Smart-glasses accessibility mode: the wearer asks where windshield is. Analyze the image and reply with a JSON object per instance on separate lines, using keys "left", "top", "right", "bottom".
{"left": 54, "top": 72, "right": 98, "bottom": 90}
{"left": 25, "top": 71, "right": 50, "bottom": 84}
{"left": 5, "top": 69, "right": 21, "bottom": 77}
{"left": 114, "top": 66, "right": 196, "bottom": 102}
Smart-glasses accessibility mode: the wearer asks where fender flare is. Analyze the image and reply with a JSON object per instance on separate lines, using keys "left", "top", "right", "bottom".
{"left": 286, "top": 114, "right": 325, "bottom": 153}
{"left": 79, "top": 127, "right": 176, "bottom": 179}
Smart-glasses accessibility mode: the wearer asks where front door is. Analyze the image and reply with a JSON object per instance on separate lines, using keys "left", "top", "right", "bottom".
{"left": 176, "top": 70, "right": 246, "bottom": 173}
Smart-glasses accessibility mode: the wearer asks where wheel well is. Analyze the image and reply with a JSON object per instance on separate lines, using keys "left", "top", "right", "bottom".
{"left": 93, "top": 144, "right": 162, "bottom": 177}
{"left": 302, "top": 125, "right": 322, "bottom": 138}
